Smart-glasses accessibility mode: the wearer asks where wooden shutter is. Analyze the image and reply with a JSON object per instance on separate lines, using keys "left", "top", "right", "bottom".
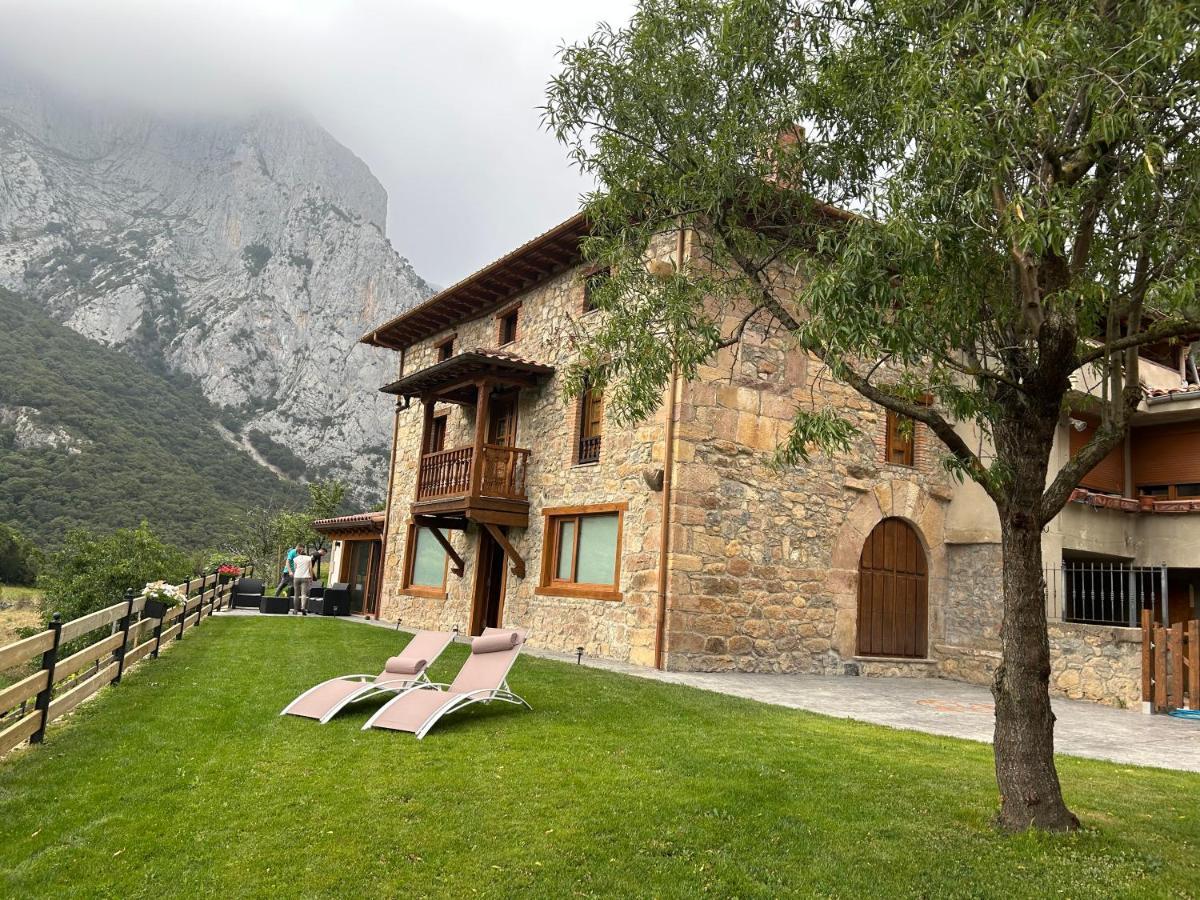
{"left": 885, "top": 411, "right": 915, "bottom": 467}
{"left": 1068, "top": 416, "right": 1125, "bottom": 493}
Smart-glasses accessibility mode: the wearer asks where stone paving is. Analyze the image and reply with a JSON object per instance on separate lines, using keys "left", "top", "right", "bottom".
{"left": 222, "top": 609, "right": 1200, "bottom": 773}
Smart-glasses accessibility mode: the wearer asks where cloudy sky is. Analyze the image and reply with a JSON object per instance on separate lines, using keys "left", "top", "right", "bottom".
{"left": 0, "top": 0, "right": 636, "bottom": 287}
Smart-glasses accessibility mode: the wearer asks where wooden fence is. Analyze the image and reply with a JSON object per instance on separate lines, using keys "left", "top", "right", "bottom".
{"left": 0, "top": 571, "right": 239, "bottom": 757}
{"left": 1142, "top": 609, "right": 1200, "bottom": 712}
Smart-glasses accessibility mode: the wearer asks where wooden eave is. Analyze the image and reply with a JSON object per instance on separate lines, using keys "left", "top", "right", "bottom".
{"left": 379, "top": 349, "right": 555, "bottom": 404}
{"left": 362, "top": 212, "right": 588, "bottom": 351}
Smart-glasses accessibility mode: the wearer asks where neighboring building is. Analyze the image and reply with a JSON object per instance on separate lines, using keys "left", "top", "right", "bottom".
{"left": 312, "top": 511, "right": 386, "bottom": 617}
{"left": 360, "top": 213, "right": 1200, "bottom": 708}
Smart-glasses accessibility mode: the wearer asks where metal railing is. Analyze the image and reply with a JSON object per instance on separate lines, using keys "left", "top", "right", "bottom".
{"left": 1046, "top": 561, "right": 1167, "bottom": 628}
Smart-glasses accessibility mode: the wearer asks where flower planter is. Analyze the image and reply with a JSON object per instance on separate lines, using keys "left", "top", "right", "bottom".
{"left": 143, "top": 597, "right": 172, "bottom": 619}
{"left": 1139, "top": 496, "right": 1156, "bottom": 512}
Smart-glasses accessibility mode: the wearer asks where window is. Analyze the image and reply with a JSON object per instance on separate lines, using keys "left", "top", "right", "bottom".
{"left": 538, "top": 504, "right": 625, "bottom": 600}
{"left": 497, "top": 307, "right": 519, "bottom": 345}
{"left": 576, "top": 383, "right": 603, "bottom": 464}
{"left": 428, "top": 414, "right": 448, "bottom": 453}
{"left": 582, "top": 269, "right": 608, "bottom": 313}
{"left": 435, "top": 335, "right": 455, "bottom": 362}
{"left": 885, "top": 411, "right": 915, "bottom": 467}
{"left": 403, "top": 525, "right": 448, "bottom": 597}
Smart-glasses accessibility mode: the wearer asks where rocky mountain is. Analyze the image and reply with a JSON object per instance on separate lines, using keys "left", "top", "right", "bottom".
{"left": 0, "top": 65, "right": 431, "bottom": 503}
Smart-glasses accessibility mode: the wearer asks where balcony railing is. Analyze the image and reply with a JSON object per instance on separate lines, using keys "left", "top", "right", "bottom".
{"left": 416, "top": 444, "right": 530, "bottom": 502}
{"left": 577, "top": 434, "right": 602, "bottom": 465}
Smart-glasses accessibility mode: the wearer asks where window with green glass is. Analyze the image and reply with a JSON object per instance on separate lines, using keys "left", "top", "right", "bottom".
{"left": 407, "top": 526, "right": 447, "bottom": 590}
{"left": 547, "top": 510, "right": 620, "bottom": 588}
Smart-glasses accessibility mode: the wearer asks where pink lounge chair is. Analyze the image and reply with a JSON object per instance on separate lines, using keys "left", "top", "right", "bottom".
{"left": 281, "top": 630, "right": 455, "bottom": 723}
{"left": 362, "top": 628, "right": 529, "bottom": 739}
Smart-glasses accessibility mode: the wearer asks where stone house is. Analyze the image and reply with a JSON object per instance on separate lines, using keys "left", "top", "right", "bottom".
{"left": 360, "top": 213, "right": 1200, "bottom": 708}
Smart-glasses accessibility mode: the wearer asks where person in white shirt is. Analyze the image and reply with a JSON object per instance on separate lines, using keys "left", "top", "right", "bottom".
{"left": 291, "top": 547, "right": 314, "bottom": 615}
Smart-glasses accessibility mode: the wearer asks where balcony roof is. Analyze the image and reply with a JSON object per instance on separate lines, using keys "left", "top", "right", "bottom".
{"left": 311, "top": 511, "right": 385, "bottom": 537}
{"left": 361, "top": 212, "right": 588, "bottom": 351}
{"left": 380, "top": 348, "right": 555, "bottom": 404}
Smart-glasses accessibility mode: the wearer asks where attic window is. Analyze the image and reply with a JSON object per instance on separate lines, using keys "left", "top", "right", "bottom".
{"left": 497, "top": 306, "right": 519, "bottom": 345}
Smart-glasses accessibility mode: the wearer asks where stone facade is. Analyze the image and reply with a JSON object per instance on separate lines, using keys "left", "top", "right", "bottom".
{"left": 372, "top": 222, "right": 1148, "bottom": 707}
{"left": 379, "top": 264, "right": 669, "bottom": 666}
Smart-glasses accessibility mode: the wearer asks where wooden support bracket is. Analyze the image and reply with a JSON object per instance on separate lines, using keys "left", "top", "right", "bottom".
{"left": 425, "top": 526, "right": 465, "bottom": 577}
{"left": 482, "top": 522, "right": 525, "bottom": 579}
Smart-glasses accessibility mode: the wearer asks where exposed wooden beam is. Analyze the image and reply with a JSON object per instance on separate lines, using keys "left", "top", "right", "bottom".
{"left": 424, "top": 526, "right": 465, "bottom": 577}
{"left": 482, "top": 522, "right": 525, "bottom": 579}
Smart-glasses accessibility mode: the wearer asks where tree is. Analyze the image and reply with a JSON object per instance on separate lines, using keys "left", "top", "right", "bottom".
{"left": 0, "top": 524, "right": 40, "bottom": 585}
{"left": 217, "top": 480, "right": 347, "bottom": 582}
{"left": 37, "top": 522, "right": 192, "bottom": 626}
{"left": 546, "top": 0, "right": 1200, "bottom": 830}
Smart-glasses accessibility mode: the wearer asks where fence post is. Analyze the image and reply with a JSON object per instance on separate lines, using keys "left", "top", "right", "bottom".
{"left": 151, "top": 604, "right": 166, "bottom": 659}
{"left": 113, "top": 588, "right": 136, "bottom": 684}
{"left": 30, "top": 614, "right": 63, "bottom": 745}
{"left": 178, "top": 577, "right": 191, "bottom": 641}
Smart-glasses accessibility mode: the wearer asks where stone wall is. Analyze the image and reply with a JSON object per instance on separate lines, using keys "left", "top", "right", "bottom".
{"left": 662, "top": 297, "right": 956, "bottom": 673}
{"left": 935, "top": 542, "right": 1143, "bottom": 707}
{"left": 378, "top": 263, "right": 669, "bottom": 665}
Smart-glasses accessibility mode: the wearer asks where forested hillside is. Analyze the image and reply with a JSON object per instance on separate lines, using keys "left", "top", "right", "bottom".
{"left": 0, "top": 289, "right": 302, "bottom": 550}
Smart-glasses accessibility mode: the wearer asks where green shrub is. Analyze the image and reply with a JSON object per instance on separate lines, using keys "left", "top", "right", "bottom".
{"left": 37, "top": 522, "right": 192, "bottom": 625}
{"left": 242, "top": 244, "right": 273, "bottom": 277}
{"left": 0, "top": 524, "right": 40, "bottom": 585}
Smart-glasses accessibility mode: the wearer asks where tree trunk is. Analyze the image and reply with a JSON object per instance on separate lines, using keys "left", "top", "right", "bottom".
{"left": 992, "top": 512, "right": 1080, "bottom": 831}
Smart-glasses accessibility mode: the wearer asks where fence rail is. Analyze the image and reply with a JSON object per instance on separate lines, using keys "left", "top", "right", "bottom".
{"left": 0, "top": 570, "right": 241, "bottom": 758}
{"left": 1045, "top": 562, "right": 1167, "bottom": 628}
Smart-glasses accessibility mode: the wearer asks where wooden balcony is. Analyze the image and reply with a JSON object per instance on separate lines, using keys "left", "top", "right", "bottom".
{"left": 413, "top": 443, "right": 531, "bottom": 526}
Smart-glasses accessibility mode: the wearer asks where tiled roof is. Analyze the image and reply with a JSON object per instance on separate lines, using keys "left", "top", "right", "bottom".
{"left": 312, "top": 511, "right": 385, "bottom": 535}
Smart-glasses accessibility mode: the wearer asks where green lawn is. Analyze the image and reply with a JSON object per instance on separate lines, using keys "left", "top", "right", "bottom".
{"left": 1, "top": 618, "right": 1197, "bottom": 898}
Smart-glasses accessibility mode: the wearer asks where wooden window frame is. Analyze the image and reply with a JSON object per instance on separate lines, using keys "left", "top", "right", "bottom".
{"left": 574, "top": 381, "right": 603, "bottom": 465}
{"left": 434, "top": 333, "right": 456, "bottom": 362}
{"left": 429, "top": 412, "right": 449, "bottom": 453}
{"left": 884, "top": 410, "right": 916, "bottom": 468}
{"left": 400, "top": 521, "right": 449, "bottom": 599}
{"left": 581, "top": 266, "right": 608, "bottom": 314}
{"left": 536, "top": 502, "right": 626, "bottom": 601}
{"left": 495, "top": 302, "right": 521, "bottom": 346}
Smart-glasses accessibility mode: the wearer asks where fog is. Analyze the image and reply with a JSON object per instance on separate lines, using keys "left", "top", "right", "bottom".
{"left": 0, "top": 0, "right": 635, "bottom": 286}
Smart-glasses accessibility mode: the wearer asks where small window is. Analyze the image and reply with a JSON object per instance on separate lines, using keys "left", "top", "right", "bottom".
{"left": 498, "top": 308, "right": 518, "bottom": 345}
{"left": 404, "top": 525, "right": 448, "bottom": 596}
{"left": 429, "top": 414, "right": 448, "bottom": 453}
{"left": 1177, "top": 483, "right": 1200, "bottom": 498}
{"left": 582, "top": 269, "right": 608, "bottom": 313}
{"left": 576, "top": 383, "right": 603, "bottom": 464}
{"left": 885, "top": 411, "right": 915, "bottom": 467}
{"left": 538, "top": 505, "right": 625, "bottom": 600}
{"left": 435, "top": 336, "right": 455, "bottom": 362}
{"left": 1139, "top": 484, "right": 1170, "bottom": 498}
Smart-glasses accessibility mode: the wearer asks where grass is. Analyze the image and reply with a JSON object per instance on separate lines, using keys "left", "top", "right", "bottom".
{"left": 0, "top": 617, "right": 1197, "bottom": 898}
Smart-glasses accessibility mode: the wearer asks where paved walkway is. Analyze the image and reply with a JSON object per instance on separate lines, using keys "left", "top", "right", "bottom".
{"left": 220, "top": 609, "right": 1200, "bottom": 773}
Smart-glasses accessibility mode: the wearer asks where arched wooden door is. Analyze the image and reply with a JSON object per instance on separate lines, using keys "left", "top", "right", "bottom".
{"left": 857, "top": 518, "right": 928, "bottom": 658}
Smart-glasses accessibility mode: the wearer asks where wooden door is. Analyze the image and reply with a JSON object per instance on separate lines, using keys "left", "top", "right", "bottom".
{"left": 857, "top": 518, "right": 928, "bottom": 658}
{"left": 470, "top": 528, "right": 506, "bottom": 635}
{"left": 487, "top": 392, "right": 518, "bottom": 446}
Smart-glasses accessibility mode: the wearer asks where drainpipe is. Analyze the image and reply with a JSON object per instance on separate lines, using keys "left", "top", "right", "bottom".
{"left": 378, "top": 348, "right": 406, "bottom": 620}
{"left": 654, "top": 225, "right": 687, "bottom": 670}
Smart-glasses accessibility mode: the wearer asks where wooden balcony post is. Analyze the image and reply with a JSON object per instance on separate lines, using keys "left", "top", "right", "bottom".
{"left": 417, "top": 397, "right": 435, "bottom": 500}
{"left": 470, "top": 379, "right": 491, "bottom": 496}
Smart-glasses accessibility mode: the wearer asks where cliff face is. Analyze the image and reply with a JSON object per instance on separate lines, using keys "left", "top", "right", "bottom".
{"left": 0, "top": 67, "right": 430, "bottom": 501}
